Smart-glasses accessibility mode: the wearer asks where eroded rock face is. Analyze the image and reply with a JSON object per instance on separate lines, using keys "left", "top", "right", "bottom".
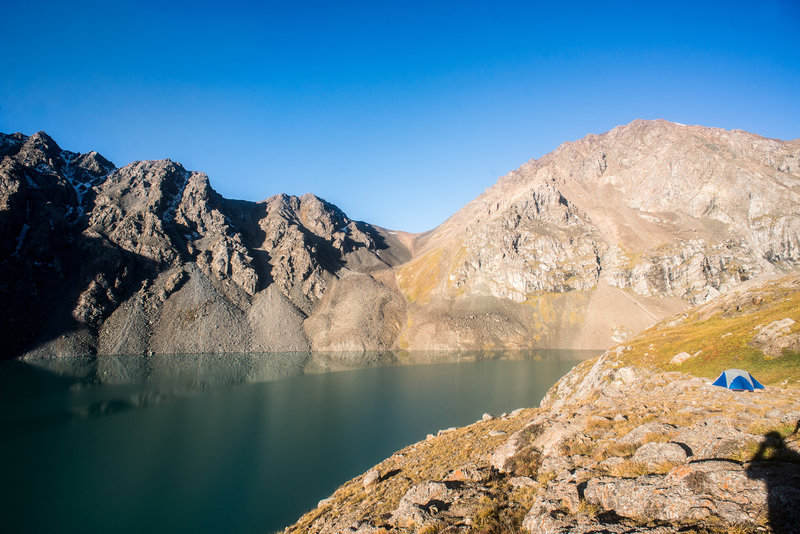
{"left": 398, "top": 120, "right": 800, "bottom": 350}
{"left": 0, "top": 131, "right": 404, "bottom": 358}
{"left": 751, "top": 317, "right": 800, "bottom": 357}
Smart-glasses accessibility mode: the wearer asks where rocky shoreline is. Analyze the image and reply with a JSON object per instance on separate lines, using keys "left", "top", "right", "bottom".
{"left": 287, "top": 277, "right": 800, "bottom": 533}
{"left": 287, "top": 356, "right": 800, "bottom": 534}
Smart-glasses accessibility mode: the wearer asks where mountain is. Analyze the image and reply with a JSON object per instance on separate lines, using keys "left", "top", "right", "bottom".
{"left": 397, "top": 120, "right": 800, "bottom": 349}
{"left": 1, "top": 120, "right": 799, "bottom": 358}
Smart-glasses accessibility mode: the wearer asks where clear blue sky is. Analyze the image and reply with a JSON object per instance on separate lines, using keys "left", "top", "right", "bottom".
{"left": 2, "top": 1, "right": 799, "bottom": 232}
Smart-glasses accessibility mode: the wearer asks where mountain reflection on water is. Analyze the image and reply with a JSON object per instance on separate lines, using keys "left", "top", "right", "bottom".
{"left": 9, "top": 348, "right": 596, "bottom": 394}
{"left": 0, "top": 350, "right": 598, "bottom": 534}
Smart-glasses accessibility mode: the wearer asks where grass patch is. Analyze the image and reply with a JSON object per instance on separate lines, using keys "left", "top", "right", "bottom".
{"left": 396, "top": 247, "right": 444, "bottom": 304}
{"left": 602, "top": 442, "right": 639, "bottom": 459}
{"left": 471, "top": 495, "right": 529, "bottom": 534}
{"left": 617, "top": 276, "right": 800, "bottom": 385}
{"left": 504, "top": 445, "right": 541, "bottom": 478}
{"left": 418, "top": 524, "right": 444, "bottom": 534}
{"left": 560, "top": 439, "right": 597, "bottom": 457}
{"left": 585, "top": 417, "right": 615, "bottom": 433}
{"left": 640, "top": 432, "right": 672, "bottom": 444}
{"left": 746, "top": 421, "right": 797, "bottom": 438}
{"left": 574, "top": 499, "right": 601, "bottom": 517}
{"left": 610, "top": 460, "right": 652, "bottom": 477}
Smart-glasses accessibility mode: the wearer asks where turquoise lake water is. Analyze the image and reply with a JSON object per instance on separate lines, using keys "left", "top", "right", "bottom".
{"left": 0, "top": 350, "right": 597, "bottom": 534}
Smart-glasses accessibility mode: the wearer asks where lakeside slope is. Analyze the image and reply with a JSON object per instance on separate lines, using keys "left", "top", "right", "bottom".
{"left": 287, "top": 274, "right": 800, "bottom": 533}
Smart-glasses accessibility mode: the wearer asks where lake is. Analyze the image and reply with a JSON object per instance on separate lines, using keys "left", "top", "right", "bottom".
{"left": 0, "top": 350, "right": 597, "bottom": 534}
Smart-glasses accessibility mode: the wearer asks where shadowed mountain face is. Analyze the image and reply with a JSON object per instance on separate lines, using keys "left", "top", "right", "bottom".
{"left": 1, "top": 120, "right": 799, "bottom": 358}
{"left": 0, "top": 131, "right": 410, "bottom": 358}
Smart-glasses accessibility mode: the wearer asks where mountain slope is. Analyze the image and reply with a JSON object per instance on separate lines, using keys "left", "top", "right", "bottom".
{"left": 397, "top": 120, "right": 800, "bottom": 350}
{"left": 1, "top": 120, "right": 799, "bottom": 358}
{"left": 0, "top": 132, "right": 409, "bottom": 358}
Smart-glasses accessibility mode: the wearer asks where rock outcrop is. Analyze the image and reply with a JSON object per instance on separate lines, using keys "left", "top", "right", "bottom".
{"left": 2, "top": 120, "right": 799, "bottom": 357}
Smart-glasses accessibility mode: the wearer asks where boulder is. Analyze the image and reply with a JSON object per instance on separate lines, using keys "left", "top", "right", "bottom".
{"left": 617, "top": 422, "right": 677, "bottom": 445}
{"left": 631, "top": 442, "right": 689, "bottom": 467}
{"left": 673, "top": 418, "right": 761, "bottom": 459}
{"left": 362, "top": 469, "right": 380, "bottom": 489}
{"left": 670, "top": 351, "right": 693, "bottom": 365}
{"left": 583, "top": 460, "right": 800, "bottom": 527}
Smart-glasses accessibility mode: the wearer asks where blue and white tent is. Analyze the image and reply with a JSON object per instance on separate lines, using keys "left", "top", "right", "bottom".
{"left": 711, "top": 369, "right": 765, "bottom": 391}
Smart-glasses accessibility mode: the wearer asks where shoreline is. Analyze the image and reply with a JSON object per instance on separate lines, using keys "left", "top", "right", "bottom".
{"left": 287, "top": 356, "right": 800, "bottom": 533}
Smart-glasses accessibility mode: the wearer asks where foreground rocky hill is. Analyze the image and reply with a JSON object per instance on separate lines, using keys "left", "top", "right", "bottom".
{"left": 287, "top": 274, "right": 800, "bottom": 533}
{"left": 1, "top": 120, "right": 799, "bottom": 358}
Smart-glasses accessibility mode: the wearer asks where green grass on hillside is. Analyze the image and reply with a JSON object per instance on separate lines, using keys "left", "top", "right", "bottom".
{"left": 618, "top": 277, "right": 800, "bottom": 385}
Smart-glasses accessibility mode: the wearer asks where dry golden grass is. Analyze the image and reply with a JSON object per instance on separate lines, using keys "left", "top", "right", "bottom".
{"left": 417, "top": 524, "right": 444, "bottom": 534}
{"left": 288, "top": 410, "right": 537, "bottom": 533}
{"left": 640, "top": 431, "right": 672, "bottom": 444}
{"left": 574, "top": 499, "right": 601, "bottom": 517}
{"left": 665, "top": 410, "right": 704, "bottom": 427}
{"left": 470, "top": 493, "right": 532, "bottom": 534}
{"left": 609, "top": 459, "right": 683, "bottom": 477}
{"left": 503, "top": 445, "right": 541, "bottom": 478}
{"left": 396, "top": 247, "right": 444, "bottom": 304}
{"left": 560, "top": 439, "right": 597, "bottom": 457}
{"left": 585, "top": 417, "right": 615, "bottom": 433}
{"left": 609, "top": 460, "right": 652, "bottom": 477}
{"left": 536, "top": 470, "right": 556, "bottom": 486}
{"left": 602, "top": 442, "right": 639, "bottom": 459}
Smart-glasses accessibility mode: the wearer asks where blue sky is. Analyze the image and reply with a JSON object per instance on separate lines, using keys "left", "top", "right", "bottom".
{"left": 2, "top": 0, "right": 799, "bottom": 232}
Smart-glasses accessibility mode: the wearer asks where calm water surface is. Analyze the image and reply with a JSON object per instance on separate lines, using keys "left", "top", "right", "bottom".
{"left": 0, "top": 350, "right": 597, "bottom": 534}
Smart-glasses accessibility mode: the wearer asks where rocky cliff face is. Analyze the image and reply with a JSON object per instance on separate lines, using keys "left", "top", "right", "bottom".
{"left": 397, "top": 120, "right": 800, "bottom": 350}
{"left": 0, "top": 131, "right": 409, "bottom": 358}
{"left": 1, "top": 120, "right": 799, "bottom": 358}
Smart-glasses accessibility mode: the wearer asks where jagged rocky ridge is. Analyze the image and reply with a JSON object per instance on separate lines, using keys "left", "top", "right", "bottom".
{"left": 1, "top": 120, "right": 799, "bottom": 358}
{"left": 0, "top": 131, "right": 409, "bottom": 358}
{"left": 287, "top": 275, "right": 800, "bottom": 533}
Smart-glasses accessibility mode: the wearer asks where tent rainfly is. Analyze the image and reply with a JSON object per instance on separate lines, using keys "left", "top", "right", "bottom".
{"left": 712, "top": 369, "right": 765, "bottom": 391}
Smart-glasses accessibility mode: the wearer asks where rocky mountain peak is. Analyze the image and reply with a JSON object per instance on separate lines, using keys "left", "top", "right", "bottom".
{"left": 2, "top": 122, "right": 798, "bottom": 358}
{"left": 395, "top": 120, "right": 799, "bottom": 350}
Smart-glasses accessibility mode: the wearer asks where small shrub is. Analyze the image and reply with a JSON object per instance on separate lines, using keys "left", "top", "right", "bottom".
{"left": 574, "top": 499, "right": 600, "bottom": 517}
{"left": 560, "top": 439, "right": 596, "bottom": 457}
{"left": 505, "top": 445, "right": 541, "bottom": 478}
{"left": 472, "top": 500, "right": 501, "bottom": 528}
{"left": 418, "top": 523, "right": 444, "bottom": 534}
{"left": 471, "top": 505, "right": 525, "bottom": 534}
{"left": 603, "top": 442, "right": 639, "bottom": 459}
{"left": 536, "top": 469, "right": 556, "bottom": 485}
{"left": 610, "top": 460, "right": 652, "bottom": 477}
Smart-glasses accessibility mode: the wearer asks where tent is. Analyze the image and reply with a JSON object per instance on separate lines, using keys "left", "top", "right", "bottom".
{"left": 712, "top": 369, "right": 765, "bottom": 391}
